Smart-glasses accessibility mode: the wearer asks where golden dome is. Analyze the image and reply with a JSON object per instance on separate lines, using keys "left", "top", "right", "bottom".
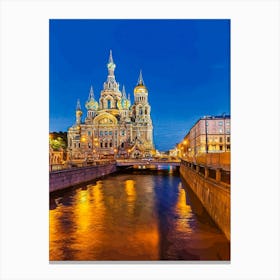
{"left": 134, "top": 84, "right": 148, "bottom": 94}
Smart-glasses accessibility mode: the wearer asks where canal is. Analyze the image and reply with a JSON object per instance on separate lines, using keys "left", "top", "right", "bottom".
{"left": 49, "top": 167, "right": 230, "bottom": 261}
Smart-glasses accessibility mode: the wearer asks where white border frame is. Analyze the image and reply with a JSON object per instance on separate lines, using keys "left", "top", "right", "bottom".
{"left": 1, "top": 0, "right": 279, "bottom": 279}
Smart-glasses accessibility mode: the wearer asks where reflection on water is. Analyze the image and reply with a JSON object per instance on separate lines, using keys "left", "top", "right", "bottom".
{"left": 50, "top": 169, "right": 230, "bottom": 261}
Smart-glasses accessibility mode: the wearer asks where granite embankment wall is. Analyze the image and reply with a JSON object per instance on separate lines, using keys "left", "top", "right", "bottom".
{"left": 180, "top": 160, "right": 230, "bottom": 240}
{"left": 50, "top": 163, "right": 117, "bottom": 192}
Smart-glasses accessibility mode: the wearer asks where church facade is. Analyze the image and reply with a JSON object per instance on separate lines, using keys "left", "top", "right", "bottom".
{"left": 67, "top": 51, "right": 155, "bottom": 160}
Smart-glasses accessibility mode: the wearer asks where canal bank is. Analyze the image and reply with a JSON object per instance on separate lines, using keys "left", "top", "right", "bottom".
{"left": 49, "top": 163, "right": 117, "bottom": 192}
{"left": 50, "top": 168, "right": 230, "bottom": 261}
{"left": 179, "top": 160, "right": 230, "bottom": 241}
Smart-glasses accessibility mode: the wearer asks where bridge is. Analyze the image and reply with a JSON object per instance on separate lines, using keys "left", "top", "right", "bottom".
{"left": 116, "top": 159, "right": 181, "bottom": 167}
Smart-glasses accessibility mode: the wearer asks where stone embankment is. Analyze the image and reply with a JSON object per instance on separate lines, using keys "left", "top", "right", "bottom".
{"left": 180, "top": 159, "right": 230, "bottom": 240}
{"left": 50, "top": 163, "right": 117, "bottom": 192}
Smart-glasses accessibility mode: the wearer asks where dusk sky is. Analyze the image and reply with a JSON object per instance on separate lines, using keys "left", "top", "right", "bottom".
{"left": 50, "top": 19, "right": 230, "bottom": 151}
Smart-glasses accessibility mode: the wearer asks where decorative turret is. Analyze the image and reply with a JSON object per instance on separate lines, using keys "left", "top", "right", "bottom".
{"left": 100, "top": 50, "right": 121, "bottom": 110}
{"left": 102, "top": 50, "right": 120, "bottom": 93}
{"left": 134, "top": 70, "right": 148, "bottom": 103}
{"left": 75, "top": 99, "right": 82, "bottom": 125}
{"left": 107, "top": 49, "right": 116, "bottom": 75}
{"left": 85, "top": 86, "right": 98, "bottom": 118}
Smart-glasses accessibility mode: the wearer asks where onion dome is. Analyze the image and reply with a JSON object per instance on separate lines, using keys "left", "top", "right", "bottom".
{"left": 134, "top": 70, "right": 148, "bottom": 94}
{"left": 85, "top": 86, "right": 99, "bottom": 111}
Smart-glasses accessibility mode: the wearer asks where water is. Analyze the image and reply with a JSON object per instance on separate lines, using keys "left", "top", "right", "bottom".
{"left": 49, "top": 168, "right": 230, "bottom": 261}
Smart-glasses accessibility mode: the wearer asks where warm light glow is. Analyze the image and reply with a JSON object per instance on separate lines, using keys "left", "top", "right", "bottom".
{"left": 128, "top": 149, "right": 131, "bottom": 153}
{"left": 175, "top": 183, "right": 192, "bottom": 233}
{"left": 81, "top": 136, "right": 86, "bottom": 142}
{"left": 183, "top": 140, "right": 187, "bottom": 145}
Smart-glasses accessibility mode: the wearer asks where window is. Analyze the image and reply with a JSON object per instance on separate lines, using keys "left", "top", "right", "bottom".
{"left": 226, "top": 129, "right": 230, "bottom": 134}
{"left": 121, "top": 142, "right": 124, "bottom": 148}
{"left": 115, "top": 130, "right": 118, "bottom": 135}
{"left": 109, "top": 142, "right": 112, "bottom": 147}
{"left": 206, "top": 121, "right": 209, "bottom": 126}
{"left": 88, "top": 131, "right": 91, "bottom": 136}
{"left": 105, "top": 131, "right": 108, "bottom": 136}
{"left": 88, "top": 143, "right": 91, "bottom": 148}
{"left": 100, "top": 142, "right": 103, "bottom": 148}
{"left": 219, "top": 137, "right": 223, "bottom": 143}
{"left": 100, "top": 131, "right": 103, "bottom": 136}
{"left": 226, "top": 121, "right": 230, "bottom": 126}
{"left": 219, "top": 128, "right": 223, "bottom": 134}
{"left": 218, "top": 121, "right": 223, "bottom": 126}
{"left": 121, "top": 130, "right": 125, "bottom": 136}
{"left": 227, "top": 136, "right": 230, "bottom": 142}
{"left": 107, "top": 100, "right": 111, "bottom": 109}
{"left": 105, "top": 142, "right": 108, "bottom": 148}
{"left": 78, "top": 143, "right": 80, "bottom": 148}
{"left": 226, "top": 145, "right": 230, "bottom": 150}
{"left": 219, "top": 145, "right": 223, "bottom": 151}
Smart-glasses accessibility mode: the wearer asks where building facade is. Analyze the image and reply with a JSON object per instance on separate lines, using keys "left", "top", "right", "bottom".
{"left": 178, "top": 115, "right": 231, "bottom": 158}
{"left": 67, "top": 51, "right": 154, "bottom": 160}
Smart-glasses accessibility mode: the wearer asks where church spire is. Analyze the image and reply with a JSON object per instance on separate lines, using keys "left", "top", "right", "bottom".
{"left": 76, "top": 99, "right": 81, "bottom": 111}
{"left": 107, "top": 49, "right": 116, "bottom": 76}
{"left": 89, "top": 85, "right": 94, "bottom": 100}
{"left": 122, "top": 85, "right": 127, "bottom": 99}
{"left": 108, "top": 49, "right": 114, "bottom": 64}
{"left": 137, "top": 70, "right": 144, "bottom": 86}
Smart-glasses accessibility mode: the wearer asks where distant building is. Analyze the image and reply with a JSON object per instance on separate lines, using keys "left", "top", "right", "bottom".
{"left": 178, "top": 115, "right": 231, "bottom": 158}
{"left": 67, "top": 51, "right": 154, "bottom": 160}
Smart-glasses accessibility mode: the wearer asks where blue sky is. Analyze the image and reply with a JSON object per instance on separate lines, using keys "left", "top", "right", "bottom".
{"left": 50, "top": 19, "right": 230, "bottom": 151}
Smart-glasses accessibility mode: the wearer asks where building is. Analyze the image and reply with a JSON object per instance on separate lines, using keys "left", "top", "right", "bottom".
{"left": 67, "top": 51, "right": 154, "bottom": 160}
{"left": 178, "top": 115, "right": 231, "bottom": 158}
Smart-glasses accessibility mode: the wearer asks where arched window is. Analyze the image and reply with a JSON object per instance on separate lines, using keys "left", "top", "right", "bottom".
{"left": 109, "top": 142, "right": 112, "bottom": 147}
{"left": 139, "top": 108, "right": 143, "bottom": 115}
{"left": 107, "top": 100, "right": 111, "bottom": 109}
{"left": 105, "top": 142, "right": 108, "bottom": 148}
{"left": 145, "top": 108, "right": 148, "bottom": 115}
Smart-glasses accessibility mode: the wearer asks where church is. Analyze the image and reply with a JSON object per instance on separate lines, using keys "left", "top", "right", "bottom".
{"left": 67, "top": 50, "right": 155, "bottom": 160}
